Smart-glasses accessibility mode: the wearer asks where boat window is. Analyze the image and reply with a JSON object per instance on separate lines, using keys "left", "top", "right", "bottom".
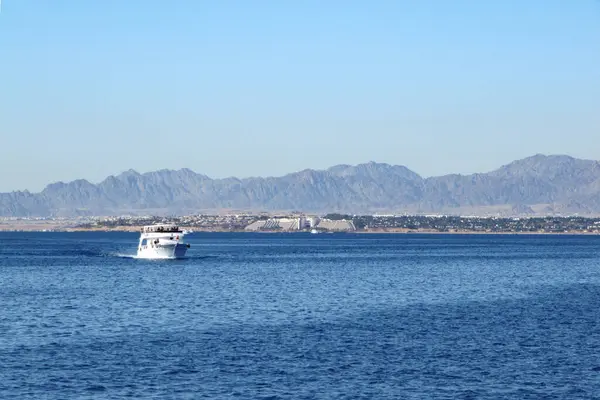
{"left": 142, "top": 225, "right": 182, "bottom": 233}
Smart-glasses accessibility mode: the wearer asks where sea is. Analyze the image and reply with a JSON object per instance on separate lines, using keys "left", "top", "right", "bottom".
{"left": 1, "top": 231, "right": 600, "bottom": 399}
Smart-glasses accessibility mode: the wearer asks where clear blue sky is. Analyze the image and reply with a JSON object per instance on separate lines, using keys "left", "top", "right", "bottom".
{"left": 1, "top": 0, "right": 599, "bottom": 192}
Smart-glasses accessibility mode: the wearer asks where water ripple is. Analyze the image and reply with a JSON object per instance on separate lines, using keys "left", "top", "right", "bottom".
{"left": 1, "top": 232, "right": 600, "bottom": 398}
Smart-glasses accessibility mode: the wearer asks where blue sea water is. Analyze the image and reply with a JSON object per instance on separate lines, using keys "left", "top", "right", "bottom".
{"left": 1, "top": 232, "right": 600, "bottom": 399}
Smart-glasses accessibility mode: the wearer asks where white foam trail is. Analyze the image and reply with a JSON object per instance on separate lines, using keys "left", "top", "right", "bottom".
{"left": 112, "top": 253, "right": 139, "bottom": 259}
{"left": 113, "top": 252, "right": 186, "bottom": 260}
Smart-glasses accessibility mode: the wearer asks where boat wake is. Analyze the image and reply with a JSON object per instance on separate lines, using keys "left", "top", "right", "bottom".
{"left": 111, "top": 252, "right": 140, "bottom": 259}
{"left": 109, "top": 252, "right": 215, "bottom": 261}
{"left": 111, "top": 252, "right": 190, "bottom": 260}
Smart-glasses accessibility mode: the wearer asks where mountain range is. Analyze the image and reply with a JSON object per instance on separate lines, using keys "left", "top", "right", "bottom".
{"left": 2, "top": 154, "right": 600, "bottom": 217}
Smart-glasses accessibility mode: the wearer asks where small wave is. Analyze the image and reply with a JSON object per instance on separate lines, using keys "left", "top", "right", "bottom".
{"left": 80, "top": 250, "right": 104, "bottom": 257}
{"left": 86, "top": 385, "right": 107, "bottom": 392}
{"left": 185, "top": 255, "right": 218, "bottom": 260}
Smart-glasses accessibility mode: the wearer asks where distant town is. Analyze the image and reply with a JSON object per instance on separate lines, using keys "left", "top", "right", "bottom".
{"left": 2, "top": 214, "right": 600, "bottom": 234}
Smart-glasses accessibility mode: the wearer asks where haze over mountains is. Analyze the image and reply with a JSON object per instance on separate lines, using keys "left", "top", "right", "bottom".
{"left": 2, "top": 154, "right": 600, "bottom": 217}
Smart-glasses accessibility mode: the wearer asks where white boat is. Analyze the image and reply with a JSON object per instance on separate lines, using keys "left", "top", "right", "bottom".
{"left": 137, "top": 224, "right": 190, "bottom": 259}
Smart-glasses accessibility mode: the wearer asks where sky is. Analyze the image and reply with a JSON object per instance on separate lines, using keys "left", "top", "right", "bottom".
{"left": 0, "top": 0, "right": 599, "bottom": 192}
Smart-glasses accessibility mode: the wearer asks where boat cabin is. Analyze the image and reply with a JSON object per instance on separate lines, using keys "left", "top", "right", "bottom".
{"left": 141, "top": 224, "right": 182, "bottom": 234}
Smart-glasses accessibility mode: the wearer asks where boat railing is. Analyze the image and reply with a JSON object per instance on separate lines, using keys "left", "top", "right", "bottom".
{"left": 141, "top": 225, "right": 181, "bottom": 233}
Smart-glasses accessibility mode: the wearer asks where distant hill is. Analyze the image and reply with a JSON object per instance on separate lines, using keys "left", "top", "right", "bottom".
{"left": 2, "top": 154, "right": 600, "bottom": 217}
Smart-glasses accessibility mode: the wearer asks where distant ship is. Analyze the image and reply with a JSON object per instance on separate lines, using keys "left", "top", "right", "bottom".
{"left": 137, "top": 224, "right": 190, "bottom": 259}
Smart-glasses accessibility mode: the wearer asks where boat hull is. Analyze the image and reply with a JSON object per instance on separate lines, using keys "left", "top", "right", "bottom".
{"left": 137, "top": 243, "right": 188, "bottom": 259}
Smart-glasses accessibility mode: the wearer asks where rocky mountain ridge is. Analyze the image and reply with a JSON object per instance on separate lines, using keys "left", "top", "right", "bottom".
{"left": 2, "top": 154, "right": 600, "bottom": 217}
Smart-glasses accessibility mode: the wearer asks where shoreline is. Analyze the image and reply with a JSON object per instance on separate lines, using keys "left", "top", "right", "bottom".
{"left": 1, "top": 225, "right": 599, "bottom": 235}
